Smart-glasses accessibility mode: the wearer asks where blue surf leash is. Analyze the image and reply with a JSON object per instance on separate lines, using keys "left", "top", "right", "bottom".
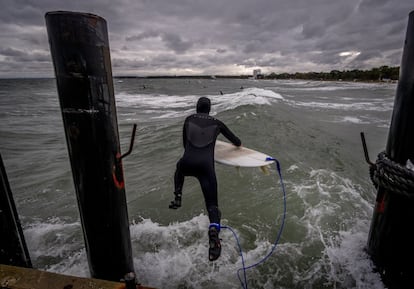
{"left": 221, "top": 157, "right": 287, "bottom": 289}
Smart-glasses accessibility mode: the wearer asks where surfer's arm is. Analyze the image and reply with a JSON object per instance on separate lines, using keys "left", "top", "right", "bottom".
{"left": 219, "top": 122, "right": 241, "bottom": 147}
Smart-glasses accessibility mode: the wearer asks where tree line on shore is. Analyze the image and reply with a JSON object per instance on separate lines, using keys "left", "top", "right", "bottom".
{"left": 115, "top": 65, "right": 399, "bottom": 81}
{"left": 264, "top": 66, "right": 399, "bottom": 82}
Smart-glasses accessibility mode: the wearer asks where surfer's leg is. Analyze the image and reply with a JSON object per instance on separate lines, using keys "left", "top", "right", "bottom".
{"left": 198, "top": 171, "right": 222, "bottom": 261}
{"left": 174, "top": 160, "right": 185, "bottom": 194}
{"left": 170, "top": 160, "right": 184, "bottom": 209}
{"left": 198, "top": 173, "right": 220, "bottom": 224}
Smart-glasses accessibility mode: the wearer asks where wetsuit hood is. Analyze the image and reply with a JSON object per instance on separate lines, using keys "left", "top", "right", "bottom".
{"left": 196, "top": 97, "right": 211, "bottom": 114}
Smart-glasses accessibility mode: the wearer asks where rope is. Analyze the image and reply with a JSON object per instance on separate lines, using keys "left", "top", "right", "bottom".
{"left": 370, "top": 152, "right": 414, "bottom": 199}
{"left": 222, "top": 157, "right": 287, "bottom": 289}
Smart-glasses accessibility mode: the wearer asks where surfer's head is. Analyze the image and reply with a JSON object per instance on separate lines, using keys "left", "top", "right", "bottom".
{"left": 196, "top": 97, "right": 211, "bottom": 114}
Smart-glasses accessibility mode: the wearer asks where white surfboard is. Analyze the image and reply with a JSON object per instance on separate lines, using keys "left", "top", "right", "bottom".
{"left": 214, "top": 140, "right": 275, "bottom": 169}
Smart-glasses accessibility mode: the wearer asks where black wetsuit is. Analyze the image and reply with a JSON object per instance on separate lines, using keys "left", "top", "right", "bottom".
{"left": 174, "top": 112, "right": 241, "bottom": 225}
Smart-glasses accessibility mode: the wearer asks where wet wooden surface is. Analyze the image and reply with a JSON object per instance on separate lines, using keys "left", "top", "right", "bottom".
{"left": 0, "top": 264, "right": 155, "bottom": 289}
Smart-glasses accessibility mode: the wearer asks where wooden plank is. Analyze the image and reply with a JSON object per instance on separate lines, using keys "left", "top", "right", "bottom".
{"left": 0, "top": 264, "right": 155, "bottom": 289}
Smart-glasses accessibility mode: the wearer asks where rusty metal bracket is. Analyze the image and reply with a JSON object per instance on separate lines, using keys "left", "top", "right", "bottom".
{"left": 360, "top": 132, "right": 374, "bottom": 166}
{"left": 120, "top": 124, "right": 137, "bottom": 160}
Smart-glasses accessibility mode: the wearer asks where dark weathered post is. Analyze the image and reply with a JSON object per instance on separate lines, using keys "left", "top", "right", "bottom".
{"left": 0, "top": 154, "right": 32, "bottom": 268}
{"left": 367, "top": 10, "right": 414, "bottom": 288}
{"left": 45, "top": 11, "right": 134, "bottom": 281}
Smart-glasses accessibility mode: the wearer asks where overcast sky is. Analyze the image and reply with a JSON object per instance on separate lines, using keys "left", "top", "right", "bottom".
{"left": 0, "top": 0, "right": 412, "bottom": 78}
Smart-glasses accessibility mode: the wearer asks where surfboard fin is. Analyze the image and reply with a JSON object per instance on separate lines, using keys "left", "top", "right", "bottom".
{"left": 236, "top": 166, "right": 242, "bottom": 177}
{"left": 260, "top": 165, "right": 270, "bottom": 175}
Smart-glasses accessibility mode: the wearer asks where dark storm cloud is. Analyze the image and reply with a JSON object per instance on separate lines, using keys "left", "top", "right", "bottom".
{"left": 0, "top": 48, "right": 27, "bottom": 58}
{"left": 126, "top": 31, "right": 160, "bottom": 42}
{"left": 126, "top": 31, "right": 193, "bottom": 54}
{"left": 0, "top": 47, "right": 50, "bottom": 62}
{"left": 161, "top": 33, "right": 193, "bottom": 54}
{"left": 0, "top": 0, "right": 412, "bottom": 77}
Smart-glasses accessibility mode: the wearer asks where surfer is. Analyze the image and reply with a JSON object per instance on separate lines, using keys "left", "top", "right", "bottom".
{"left": 170, "top": 96, "right": 241, "bottom": 261}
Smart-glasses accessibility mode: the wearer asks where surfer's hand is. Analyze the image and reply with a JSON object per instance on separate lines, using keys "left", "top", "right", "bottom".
{"left": 169, "top": 194, "right": 182, "bottom": 209}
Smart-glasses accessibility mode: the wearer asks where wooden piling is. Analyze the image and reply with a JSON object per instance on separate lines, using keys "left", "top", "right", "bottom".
{"left": 0, "top": 154, "right": 32, "bottom": 268}
{"left": 45, "top": 11, "right": 134, "bottom": 282}
{"left": 367, "top": 10, "right": 414, "bottom": 289}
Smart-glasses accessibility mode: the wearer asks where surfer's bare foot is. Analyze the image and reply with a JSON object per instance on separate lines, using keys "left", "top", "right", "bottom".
{"left": 208, "top": 227, "right": 221, "bottom": 261}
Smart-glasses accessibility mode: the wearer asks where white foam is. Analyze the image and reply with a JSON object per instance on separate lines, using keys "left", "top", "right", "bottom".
{"left": 47, "top": 250, "right": 89, "bottom": 277}
{"left": 116, "top": 92, "right": 195, "bottom": 119}
{"left": 288, "top": 169, "right": 382, "bottom": 287}
{"left": 328, "top": 115, "right": 390, "bottom": 128}
{"left": 24, "top": 217, "right": 88, "bottom": 276}
{"left": 285, "top": 99, "right": 392, "bottom": 112}
{"left": 288, "top": 164, "right": 299, "bottom": 172}
{"left": 343, "top": 116, "right": 363, "bottom": 124}
{"left": 323, "top": 221, "right": 385, "bottom": 289}
{"left": 130, "top": 214, "right": 250, "bottom": 288}
{"left": 24, "top": 217, "right": 82, "bottom": 259}
{"left": 115, "top": 87, "right": 284, "bottom": 121}
{"left": 288, "top": 81, "right": 394, "bottom": 92}
{"left": 338, "top": 116, "right": 365, "bottom": 124}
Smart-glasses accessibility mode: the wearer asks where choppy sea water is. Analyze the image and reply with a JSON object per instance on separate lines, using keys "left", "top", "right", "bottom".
{"left": 0, "top": 78, "right": 396, "bottom": 288}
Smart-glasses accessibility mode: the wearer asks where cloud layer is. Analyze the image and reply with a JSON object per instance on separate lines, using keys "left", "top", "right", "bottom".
{"left": 0, "top": 0, "right": 412, "bottom": 78}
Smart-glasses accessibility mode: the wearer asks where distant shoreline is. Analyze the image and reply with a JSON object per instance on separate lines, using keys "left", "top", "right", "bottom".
{"left": 0, "top": 76, "right": 397, "bottom": 83}
{"left": 112, "top": 75, "right": 397, "bottom": 83}
{"left": 113, "top": 65, "right": 400, "bottom": 83}
{"left": 0, "top": 65, "right": 400, "bottom": 83}
{"left": 0, "top": 76, "right": 398, "bottom": 83}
